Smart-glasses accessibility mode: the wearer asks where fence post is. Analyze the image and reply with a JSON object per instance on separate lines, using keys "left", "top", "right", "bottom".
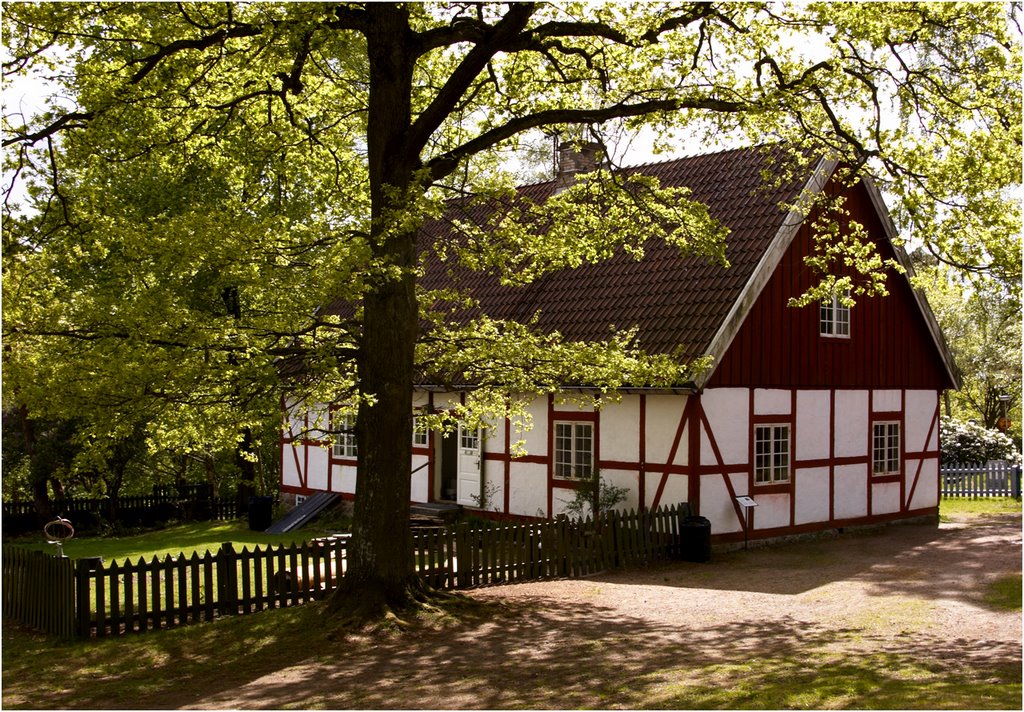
{"left": 454, "top": 523, "right": 469, "bottom": 589}
{"left": 218, "top": 542, "right": 238, "bottom": 616}
{"left": 1013, "top": 466, "right": 1022, "bottom": 499}
{"left": 75, "top": 557, "right": 102, "bottom": 638}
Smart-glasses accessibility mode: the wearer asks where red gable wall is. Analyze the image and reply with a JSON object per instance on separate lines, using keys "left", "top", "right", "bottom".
{"left": 707, "top": 181, "right": 954, "bottom": 390}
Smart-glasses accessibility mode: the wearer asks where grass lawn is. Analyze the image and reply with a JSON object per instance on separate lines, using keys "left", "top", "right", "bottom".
{"left": 939, "top": 496, "right": 1022, "bottom": 520}
{"left": 6, "top": 516, "right": 350, "bottom": 566}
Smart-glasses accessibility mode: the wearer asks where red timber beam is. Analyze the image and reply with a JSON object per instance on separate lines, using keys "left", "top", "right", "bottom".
{"left": 650, "top": 396, "right": 697, "bottom": 511}
{"left": 699, "top": 408, "right": 747, "bottom": 530}
{"left": 903, "top": 394, "right": 941, "bottom": 511}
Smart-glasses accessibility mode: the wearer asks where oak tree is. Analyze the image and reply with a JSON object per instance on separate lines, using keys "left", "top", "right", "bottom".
{"left": 4, "top": 2, "right": 1019, "bottom": 617}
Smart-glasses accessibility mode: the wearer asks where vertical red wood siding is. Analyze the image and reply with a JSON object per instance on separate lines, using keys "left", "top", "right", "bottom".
{"left": 708, "top": 182, "right": 952, "bottom": 391}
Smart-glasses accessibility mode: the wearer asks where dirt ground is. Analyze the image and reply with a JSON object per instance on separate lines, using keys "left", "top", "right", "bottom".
{"left": 181, "top": 512, "right": 1021, "bottom": 709}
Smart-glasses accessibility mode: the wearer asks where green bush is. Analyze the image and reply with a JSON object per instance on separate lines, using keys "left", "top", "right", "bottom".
{"left": 940, "top": 417, "right": 1021, "bottom": 466}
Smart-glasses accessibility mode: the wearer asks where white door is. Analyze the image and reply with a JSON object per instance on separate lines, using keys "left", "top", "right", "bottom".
{"left": 455, "top": 424, "right": 482, "bottom": 506}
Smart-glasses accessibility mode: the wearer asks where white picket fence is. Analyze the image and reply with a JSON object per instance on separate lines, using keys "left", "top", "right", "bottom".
{"left": 940, "top": 462, "right": 1021, "bottom": 498}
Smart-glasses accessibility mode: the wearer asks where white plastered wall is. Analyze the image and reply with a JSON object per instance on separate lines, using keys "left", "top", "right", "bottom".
{"left": 754, "top": 388, "right": 790, "bottom": 416}
{"left": 701, "top": 472, "right": 745, "bottom": 534}
{"left": 794, "top": 466, "right": 830, "bottom": 525}
{"left": 645, "top": 394, "right": 689, "bottom": 466}
{"left": 907, "top": 458, "right": 939, "bottom": 510}
{"left": 597, "top": 397, "right": 641, "bottom": 511}
{"left": 702, "top": 388, "right": 749, "bottom": 465}
{"left": 306, "top": 445, "right": 329, "bottom": 491}
{"left": 335, "top": 465, "right": 357, "bottom": 495}
{"left": 871, "top": 482, "right": 901, "bottom": 515}
{"left": 510, "top": 463, "right": 548, "bottom": 517}
{"left": 602, "top": 469, "right": 640, "bottom": 511}
{"left": 834, "top": 391, "right": 869, "bottom": 458}
{"left": 833, "top": 463, "right": 868, "bottom": 519}
{"left": 754, "top": 493, "right": 789, "bottom": 530}
{"left": 904, "top": 389, "right": 940, "bottom": 510}
{"left": 410, "top": 454, "right": 430, "bottom": 502}
{"left": 600, "top": 397, "right": 640, "bottom": 463}
{"left": 412, "top": 389, "right": 432, "bottom": 502}
{"left": 281, "top": 442, "right": 303, "bottom": 489}
{"left": 796, "top": 390, "right": 831, "bottom": 461}
{"left": 648, "top": 474, "right": 689, "bottom": 510}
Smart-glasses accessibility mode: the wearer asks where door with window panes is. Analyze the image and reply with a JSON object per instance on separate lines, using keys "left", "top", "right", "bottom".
{"left": 455, "top": 423, "right": 483, "bottom": 506}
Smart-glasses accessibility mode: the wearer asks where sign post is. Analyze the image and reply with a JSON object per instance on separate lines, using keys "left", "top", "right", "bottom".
{"left": 735, "top": 496, "right": 757, "bottom": 550}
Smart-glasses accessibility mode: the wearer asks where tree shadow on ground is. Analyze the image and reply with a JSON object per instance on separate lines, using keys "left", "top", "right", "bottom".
{"left": 179, "top": 596, "right": 1020, "bottom": 710}
{"left": 591, "top": 515, "right": 1021, "bottom": 608}
{"left": 2, "top": 515, "right": 1019, "bottom": 710}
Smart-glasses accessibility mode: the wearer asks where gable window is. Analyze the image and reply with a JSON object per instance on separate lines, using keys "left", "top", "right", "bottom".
{"left": 820, "top": 290, "right": 851, "bottom": 337}
{"left": 554, "top": 421, "right": 593, "bottom": 479}
{"left": 754, "top": 424, "right": 790, "bottom": 484}
{"left": 872, "top": 422, "right": 901, "bottom": 475}
{"left": 332, "top": 414, "right": 357, "bottom": 459}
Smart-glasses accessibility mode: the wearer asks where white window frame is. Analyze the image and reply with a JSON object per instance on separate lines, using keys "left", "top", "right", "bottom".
{"left": 412, "top": 416, "right": 429, "bottom": 447}
{"left": 332, "top": 413, "right": 357, "bottom": 459}
{"left": 554, "top": 421, "right": 593, "bottom": 480}
{"left": 872, "top": 421, "right": 901, "bottom": 475}
{"left": 754, "top": 424, "right": 791, "bottom": 484}
{"left": 460, "top": 425, "right": 480, "bottom": 451}
{"left": 820, "top": 290, "right": 851, "bottom": 338}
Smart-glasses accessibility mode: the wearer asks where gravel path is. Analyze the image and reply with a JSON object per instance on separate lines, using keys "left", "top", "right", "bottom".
{"left": 188, "top": 512, "right": 1021, "bottom": 709}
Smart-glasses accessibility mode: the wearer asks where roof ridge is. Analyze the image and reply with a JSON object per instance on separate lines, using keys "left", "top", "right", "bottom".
{"left": 509, "top": 142, "right": 788, "bottom": 191}
{"left": 616, "top": 142, "right": 780, "bottom": 172}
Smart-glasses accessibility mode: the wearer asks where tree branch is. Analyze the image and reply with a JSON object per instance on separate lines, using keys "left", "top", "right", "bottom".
{"left": 2, "top": 112, "right": 94, "bottom": 148}
{"left": 127, "top": 23, "right": 263, "bottom": 84}
{"left": 425, "top": 96, "right": 748, "bottom": 182}
{"left": 405, "top": 3, "right": 538, "bottom": 158}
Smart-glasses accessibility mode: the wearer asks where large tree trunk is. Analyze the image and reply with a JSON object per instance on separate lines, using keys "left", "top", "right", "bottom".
{"left": 333, "top": 4, "right": 423, "bottom": 613}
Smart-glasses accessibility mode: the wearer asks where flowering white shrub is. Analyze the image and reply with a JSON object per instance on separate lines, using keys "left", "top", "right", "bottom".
{"left": 940, "top": 417, "right": 1021, "bottom": 466}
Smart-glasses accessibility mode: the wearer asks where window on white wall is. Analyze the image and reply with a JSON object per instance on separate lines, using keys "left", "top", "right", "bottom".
{"left": 554, "top": 421, "right": 593, "bottom": 479}
{"left": 754, "top": 424, "right": 790, "bottom": 483}
{"left": 412, "top": 416, "right": 429, "bottom": 447}
{"left": 332, "top": 414, "right": 357, "bottom": 459}
{"left": 872, "top": 422, "right": 900, "bottom": 475}
{"left": 820, "top": 290, "right": 851, "bottom": 337}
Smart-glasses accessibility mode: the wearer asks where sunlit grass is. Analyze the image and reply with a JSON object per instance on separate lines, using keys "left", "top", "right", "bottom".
{"left": 939, "top": 497, "right": 1022, "bottom": 521}
{"left": 8, "top": 518, "right": 348, "bottom": 566}
{"left": 638, "top": 653, "right": 1022, "bottom": 709}
{"left": 984, "top": 573, "right": 1022, "bottom": 611}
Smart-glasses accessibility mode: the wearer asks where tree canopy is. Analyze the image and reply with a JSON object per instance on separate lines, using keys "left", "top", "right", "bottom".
{"left": 3, "top": 1, "right": 1020, "bottom": 613}
{"left": 913, "top": 257, "right": 1021, "bottom": 445}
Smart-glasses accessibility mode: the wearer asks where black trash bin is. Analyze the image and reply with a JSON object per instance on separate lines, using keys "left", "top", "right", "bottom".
{"left": 248, "top": 496, "right": 274, "bottom": 532}
{"left": 680, "top": 515, "right": 712, "bottom": 562}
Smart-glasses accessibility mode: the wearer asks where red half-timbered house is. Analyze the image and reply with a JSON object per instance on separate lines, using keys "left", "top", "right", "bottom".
{"left": 281, "top": 144, "right": 958, "bottom": 545}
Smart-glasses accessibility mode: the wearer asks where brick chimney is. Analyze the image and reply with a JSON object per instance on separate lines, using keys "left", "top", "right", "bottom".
{"left": 555, "top": 140, "right": 603, "bottom": 192}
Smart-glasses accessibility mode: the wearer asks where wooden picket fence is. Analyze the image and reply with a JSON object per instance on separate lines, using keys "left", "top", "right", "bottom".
{"left": 2, "top": 546, "right": 77, "bottom": 638}
{"left": 940, "top": 463, "right": 1021, "bottom": 499}
{"left": 4, "top": 503, "right": 693, "bottom": 639}
{"left": 2, "top": 490, "right": 238, "bottom": 536}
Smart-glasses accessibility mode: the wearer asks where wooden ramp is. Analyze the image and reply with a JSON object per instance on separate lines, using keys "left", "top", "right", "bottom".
{"left": 265, "top": 492, "right": 340, "bottom": 534}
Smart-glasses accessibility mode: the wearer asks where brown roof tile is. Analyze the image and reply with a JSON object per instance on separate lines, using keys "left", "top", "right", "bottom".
{"left": 414, "top": 144, "right": 810, "bottom": 361}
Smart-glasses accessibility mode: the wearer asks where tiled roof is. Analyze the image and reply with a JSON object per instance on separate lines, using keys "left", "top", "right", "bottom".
{"left": 415, "top": 144, "right": 811, "bottom": 361}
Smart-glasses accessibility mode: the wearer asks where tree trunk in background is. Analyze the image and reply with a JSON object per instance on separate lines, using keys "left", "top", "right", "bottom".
{"left": 18, "top": 405, "right": 54, "bottom": 524}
